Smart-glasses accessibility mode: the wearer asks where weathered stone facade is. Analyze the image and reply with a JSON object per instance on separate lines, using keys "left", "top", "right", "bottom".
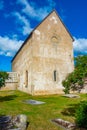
{"left": 12, "top": 10, "right": 74, "bottom": 95}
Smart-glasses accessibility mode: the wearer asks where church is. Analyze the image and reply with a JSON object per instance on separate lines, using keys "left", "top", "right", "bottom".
{"left": 11, "top": 10, "right": 74, "bottom": 95}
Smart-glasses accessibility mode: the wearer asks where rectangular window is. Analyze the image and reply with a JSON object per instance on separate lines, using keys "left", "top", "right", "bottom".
{"left": 25, "top": 70, "right": 28, "bottom": 87}
{"left": 54, "top": 70, "right": 56, "bottom": 81}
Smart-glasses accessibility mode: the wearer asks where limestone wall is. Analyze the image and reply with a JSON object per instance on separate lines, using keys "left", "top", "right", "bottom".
{"left": 31, "top": 11, "right": 74, "bottom": 95}
{"left": 12, "top": 11, "right": 74, "bottom": 95}
{"left": 12, "top": 37, "right": 33, "bottom": 94}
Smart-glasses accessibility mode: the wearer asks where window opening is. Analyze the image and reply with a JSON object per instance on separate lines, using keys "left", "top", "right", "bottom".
{"left": 25, "top": 70, "right": 28, "bottom": 87}
{"left": 54, "top": 70, "right": 57, "bottom": 81}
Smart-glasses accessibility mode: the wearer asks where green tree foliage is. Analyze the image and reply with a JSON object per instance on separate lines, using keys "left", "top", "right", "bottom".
{"left": 62, "top": 55, "right": 87, "bottom": 94}
{"left": 75, "top": 101, "right": 87, "bottom": 128}
{"left": 0, "top": 71, "right": 9, "bottom": 88}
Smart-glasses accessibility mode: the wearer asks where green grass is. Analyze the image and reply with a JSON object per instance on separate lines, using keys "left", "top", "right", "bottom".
{"left": 0, "top": 90, "right": 87, "bottom": 130}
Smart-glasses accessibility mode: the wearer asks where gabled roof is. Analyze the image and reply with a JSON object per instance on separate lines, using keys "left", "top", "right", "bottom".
{"left": 11, "top": 9, "right": 74, "bottom": 62}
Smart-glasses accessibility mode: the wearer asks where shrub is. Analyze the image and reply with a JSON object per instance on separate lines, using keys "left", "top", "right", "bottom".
{"left": 0, "top": 71, "right": 9, "bottom": 88}
{"left": 62, "top": 80, "right": 70, "bottom": 94}
{"left": 75, "top": 101, "right": 87, "bottom": 128}
{"left": 62, "top": 55, "right": 87, "bottom": 94}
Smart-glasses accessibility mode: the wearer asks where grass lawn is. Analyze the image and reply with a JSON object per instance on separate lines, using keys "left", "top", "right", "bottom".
{"left": 0, "top": 90, "right": 87, "bottom": 130}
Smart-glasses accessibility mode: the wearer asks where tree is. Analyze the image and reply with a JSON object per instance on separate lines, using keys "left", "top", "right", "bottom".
{"left": 0, "top": 71, "right": 9, "bottom": 89}
{"left": 62, "top": 55, "right": 87, "bottom": 94}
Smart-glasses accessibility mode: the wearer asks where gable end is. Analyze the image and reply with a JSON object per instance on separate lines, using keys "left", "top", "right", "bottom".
{"left": 11, "top": 9, "right": 74, "bottom": 62}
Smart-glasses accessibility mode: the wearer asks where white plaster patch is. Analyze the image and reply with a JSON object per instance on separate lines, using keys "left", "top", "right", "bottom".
{"left": 34, "top": 30, "right": 40, "bottom": 35}
{"left": 50, "top": 16, "right": 58, "bottom": 24}
{"left": 37, "top": 37, "right": 40, "bottom": 40}
{"left": 47, "top": 24, "right": 51, "bottom": 30}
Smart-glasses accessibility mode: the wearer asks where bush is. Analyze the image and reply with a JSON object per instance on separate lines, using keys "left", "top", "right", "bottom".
{"left": 75, "top": 101, "right": 87, "bottom": 128}
{"left": 0, "top": 71, "right": 8, "bottom": 88}
{"left": 62, "top": 55, "right": 87, "bottom": 94}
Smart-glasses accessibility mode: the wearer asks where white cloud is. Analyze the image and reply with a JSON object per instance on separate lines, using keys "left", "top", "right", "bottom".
{"left": 17, "top": 0, "right": 36, "bottom": 17}
{"left": 0, "top": 0, "right": 4, "bottom": 10}
{"left": 0, "top": 36, "right": 23, "bottom": 57}
{"left": 73, "top": 37, "right": 87, "bottom": 54}
{"left": 11, "top": 0, "right": 56, "bottom": 36}
{"left": 13, "top": 12, "right": 33, "bottom": 35}
{"left": 5, "top": 52, "right": 12, "bottom": 57}
{"left": 17, "top": 0, "right": 56, "bottom": 20}
{"left": 0, "top": 51, "right": 5, "bottom": 55}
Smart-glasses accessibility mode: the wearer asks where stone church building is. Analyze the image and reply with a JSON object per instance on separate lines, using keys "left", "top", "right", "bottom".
{"left": 11, "top": 10, "right": 74, "bottom": 95}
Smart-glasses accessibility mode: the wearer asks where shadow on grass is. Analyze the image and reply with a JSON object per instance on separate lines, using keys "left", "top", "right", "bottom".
{"left": 0, "top": 95, "right": 17, "bottom": 102}
{"left": 61, "top": 101, "right": 87, "bottom": 117}
{"left": 0, "top": 114, "right": 6, "bottom": 117}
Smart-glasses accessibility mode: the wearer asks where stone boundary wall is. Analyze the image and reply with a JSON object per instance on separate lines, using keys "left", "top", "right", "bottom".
{"left": 81, "top": 78, "right": 87, "bottom": 93}
{"left": 1, "top": 72, "right": 18, "bottom": 91}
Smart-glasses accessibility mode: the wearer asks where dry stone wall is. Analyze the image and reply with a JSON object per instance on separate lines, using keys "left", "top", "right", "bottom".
{"left": 1, "top": 72, "right": 18, "bottom": 91}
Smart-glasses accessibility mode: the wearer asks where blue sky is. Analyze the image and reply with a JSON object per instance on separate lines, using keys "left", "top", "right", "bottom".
{"left": 0, "top": 0, "right": 87, "bottom": 71}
